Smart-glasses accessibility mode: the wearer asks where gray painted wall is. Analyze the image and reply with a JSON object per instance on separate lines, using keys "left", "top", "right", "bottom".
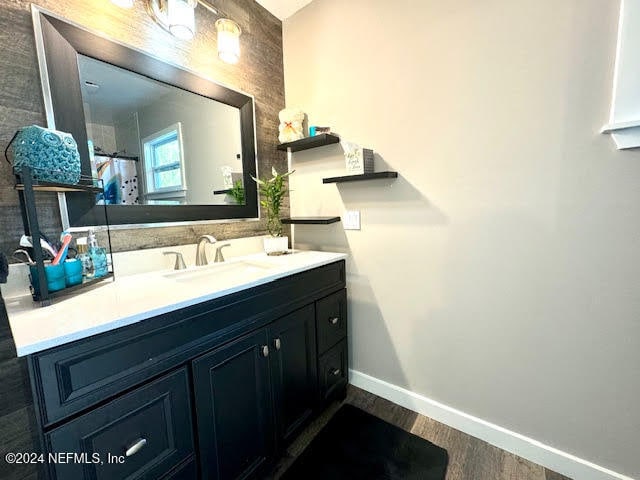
{"left": 284, "top": 0, "right": 640, "bottom": 477}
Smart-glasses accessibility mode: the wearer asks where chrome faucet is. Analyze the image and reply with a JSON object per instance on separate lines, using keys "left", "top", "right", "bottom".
{"left": 195, "top": 235, "right": 217, "bottom": 266}
{"left": 214, "top": 243, "right": 230, "bottom": 263}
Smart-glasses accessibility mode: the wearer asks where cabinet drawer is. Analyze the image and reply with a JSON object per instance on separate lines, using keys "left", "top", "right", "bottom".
{"left": 316, "top": 289, "right": 347, "bottom": 354}
{"left": 46, "top": 368, "right": 195, "bottom": 480}
{"left": 318, "top": 340, "right": 348, "bottom": 402}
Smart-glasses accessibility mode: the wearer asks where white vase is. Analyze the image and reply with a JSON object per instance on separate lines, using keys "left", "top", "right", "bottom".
{"left": 263, "top": 235, "right": 289, "bottom": 255}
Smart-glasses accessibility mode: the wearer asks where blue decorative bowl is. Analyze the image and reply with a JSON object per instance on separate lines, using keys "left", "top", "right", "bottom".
{"left": 6, "top": 125, "right": 81, "bottom": 184}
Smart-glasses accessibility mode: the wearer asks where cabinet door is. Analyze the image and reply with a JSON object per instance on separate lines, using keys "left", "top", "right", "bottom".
{"left": 269, "top": 304, "right": 318, "bottom": 445}
{"left": 192, "top": 329, "right": 274, "bottom": 480}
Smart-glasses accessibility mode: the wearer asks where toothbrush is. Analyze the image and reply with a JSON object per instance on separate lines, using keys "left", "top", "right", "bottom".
{"left": 52, "top": 234, "right": 72, "bottom": 265}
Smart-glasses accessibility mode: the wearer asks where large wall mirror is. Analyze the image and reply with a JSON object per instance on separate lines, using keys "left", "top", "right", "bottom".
{"left": 32, "top": 7, "right": 258, "bottom": 228}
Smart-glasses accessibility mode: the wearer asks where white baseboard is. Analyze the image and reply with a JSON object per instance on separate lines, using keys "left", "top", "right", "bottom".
{"left": 349, "top": 370, "right": 635, "bottom": 480}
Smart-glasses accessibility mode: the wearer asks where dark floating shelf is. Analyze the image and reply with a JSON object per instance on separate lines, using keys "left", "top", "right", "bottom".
{"left": 323, "top": 171, "right": 398, "bottom": 184}
{"left": 277, "top": 133, "right": 340, "bottom": 152}
{"left": 213, "top": 189, "right": 232, "bottom": 195}
{"left": 282, "top": 217, "right": 341, "bottom": 225}
{"left": 15, "top": 181, "right": 103, "bottom": 193}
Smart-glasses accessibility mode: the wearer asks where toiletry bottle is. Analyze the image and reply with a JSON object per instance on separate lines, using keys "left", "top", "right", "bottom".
{"left": 87, "top": 230, "right": 108, "bottom": 278}
{"left": 76, "top": 237, "right": 94, "bottom": 279}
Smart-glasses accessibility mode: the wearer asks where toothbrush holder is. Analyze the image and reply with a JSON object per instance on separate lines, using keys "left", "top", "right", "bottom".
{"left": 29, "top": 262, "right": 66, "bottom": 296}
{"left": 63, "top": 259, "right": 83, "bottom": 287}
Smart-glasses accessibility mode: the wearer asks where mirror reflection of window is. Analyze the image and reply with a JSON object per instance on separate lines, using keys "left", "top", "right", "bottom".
{"left": 142, "top": 123, "right": 186, "bottom": 205}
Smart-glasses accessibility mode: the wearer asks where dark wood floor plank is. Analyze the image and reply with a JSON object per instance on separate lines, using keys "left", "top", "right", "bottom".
{"left": 501, "top": 451, "right": 546, "bottom": 480}
{"left": 273, "top": 385, "right": 574, "bottom": 480}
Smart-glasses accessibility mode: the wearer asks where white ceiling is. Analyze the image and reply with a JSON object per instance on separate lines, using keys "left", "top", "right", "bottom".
{"left": 255, "top": 0, "right": 313, "bottom": 20}
{"left": 78, "top": 55, "right": 172, "bottom": 124}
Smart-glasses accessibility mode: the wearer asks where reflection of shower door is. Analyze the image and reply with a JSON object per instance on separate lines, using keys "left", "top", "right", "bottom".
{"left": 93, "top": 155, "right": 140, "bottom": 205}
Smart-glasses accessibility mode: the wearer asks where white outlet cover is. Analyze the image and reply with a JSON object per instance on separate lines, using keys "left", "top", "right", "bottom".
{"left": 343, "top": 210, "right": 361, "bottom": 230}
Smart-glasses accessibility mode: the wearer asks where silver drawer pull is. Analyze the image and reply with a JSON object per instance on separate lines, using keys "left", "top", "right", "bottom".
{"left": 262, "top": 345, "right": 270, "bottom": 357}
{"left": 329, "top": 368, "right": 341, "bottom": 377}
{"left": 328, "top": 317, "right": 339, "bottom": 325}
{"left": 274, "top": 338, "right": 281, "bottom": 350}
{"left": 125, "top": 438, "right": 147, "bottom": 457}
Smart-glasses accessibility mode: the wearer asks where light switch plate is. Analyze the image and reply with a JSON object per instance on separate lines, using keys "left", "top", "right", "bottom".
{"left": 343, "top": 210, "right": 361, "bottom": 230}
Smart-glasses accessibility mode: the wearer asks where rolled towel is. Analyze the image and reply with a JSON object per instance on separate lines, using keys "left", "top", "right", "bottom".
{"left": 0, "top": 252, "right": 8, "bottom": 284}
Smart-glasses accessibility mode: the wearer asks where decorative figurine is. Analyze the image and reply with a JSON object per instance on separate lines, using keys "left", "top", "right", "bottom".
{"left": 278, "top": 108, "right": 305, "bottom": 144}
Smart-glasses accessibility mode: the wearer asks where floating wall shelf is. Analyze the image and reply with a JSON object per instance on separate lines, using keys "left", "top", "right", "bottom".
{"left": 212, "top": 189, "right": 232, "bottom": 195}
{"left": 323, "top": 171, "right": 398, "bottom": 184}
{"left": 277, "top": 133, "right": 340, "bottom": 152}
{"left": 282, "top": 217, "right": 341, "bottom": 225}
{"left": 15, "top": 180, "right": 103, "bottom": 193}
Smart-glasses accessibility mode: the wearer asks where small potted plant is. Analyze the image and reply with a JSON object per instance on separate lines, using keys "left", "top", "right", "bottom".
{"left": 228, "top": 179, "right": 245, "bottom": 205}
{"left": 253, "top": 167, "right": 294, "bottom": 255}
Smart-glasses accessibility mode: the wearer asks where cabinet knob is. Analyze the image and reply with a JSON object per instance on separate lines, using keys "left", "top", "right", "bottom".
{"left": 261, "top": 345, "right": 269, "bottom": 357}
{"left": 329, "top": 368, "right": 341, "bottom": 377}
{"left": 274, "top": 338, "right": 281, "bottom": 350}
{"left": 329, "top": 317, "right": 339, "bottom": 325}
{"left": 125, "top": 438, "right": 147, "bottom": 457}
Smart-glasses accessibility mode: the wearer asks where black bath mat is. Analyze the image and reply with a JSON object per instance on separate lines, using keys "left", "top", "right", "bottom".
{"left": 281, "top": 404, "right": 448, "bottom": 480}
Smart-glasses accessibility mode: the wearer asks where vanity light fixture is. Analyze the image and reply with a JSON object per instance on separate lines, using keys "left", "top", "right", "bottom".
{"left": 148, "top": 0, "right": 198, "bottom": 41}
{"left": 146, "top": 0, "right": 242, "bottom": 63}
{"left": 215, "top": 18, "right": 241, "bottom": 64}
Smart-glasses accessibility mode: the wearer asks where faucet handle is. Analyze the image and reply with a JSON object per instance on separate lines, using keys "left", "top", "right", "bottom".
{"left": 198, "top": 235, "right": 217, "bottom": 243}
{"left": 214, "top": 244, "right": 231, "bottom": 263}
{"left": 163, "top": 251, "right": 187, "bottom": 270}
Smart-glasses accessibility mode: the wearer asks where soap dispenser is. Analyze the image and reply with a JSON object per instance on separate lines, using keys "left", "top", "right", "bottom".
{"left": 76, "top": 237, "right": 94, "bottom": 279}
{"left": 87, "top": 229, "right": 108, "bottom": 278}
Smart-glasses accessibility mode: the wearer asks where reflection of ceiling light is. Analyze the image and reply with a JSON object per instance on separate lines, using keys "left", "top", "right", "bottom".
{"left": 147, "top": 0, "right": 242, "bottom": 64}
{"left": 84, "top": 81, "right": 100, "bottom": 93}
{"left": 111, "top": 0, "right": 135, "bottom": 7}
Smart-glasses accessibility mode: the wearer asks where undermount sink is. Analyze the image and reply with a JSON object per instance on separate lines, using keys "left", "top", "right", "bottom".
{"left": 163, "top": 259, "right": 278, "bottom": 284}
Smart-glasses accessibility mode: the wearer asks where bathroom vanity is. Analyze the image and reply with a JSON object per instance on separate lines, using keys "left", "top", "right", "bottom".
{"left": 6, "top": 251, "right": 348, "bottom": 480}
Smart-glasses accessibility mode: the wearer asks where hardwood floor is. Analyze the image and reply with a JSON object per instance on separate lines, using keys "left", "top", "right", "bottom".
{"left": 270, "top": 386, "right": 573, "bottom": 480}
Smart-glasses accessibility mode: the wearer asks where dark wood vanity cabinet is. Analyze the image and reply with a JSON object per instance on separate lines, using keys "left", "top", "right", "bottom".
{"left": 27, "top": 260, "right": 347, "bottom": 480}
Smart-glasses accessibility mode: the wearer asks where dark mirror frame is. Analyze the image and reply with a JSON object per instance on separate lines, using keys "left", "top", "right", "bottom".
{"left": 33, "top": 8, "right": 258, "bottom": 227}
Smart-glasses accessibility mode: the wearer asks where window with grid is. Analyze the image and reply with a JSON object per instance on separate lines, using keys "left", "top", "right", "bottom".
{"left": 142, "top": 123, "right": 186, "bottom": 198}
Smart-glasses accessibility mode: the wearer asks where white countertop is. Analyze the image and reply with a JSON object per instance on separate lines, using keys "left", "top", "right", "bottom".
{"left": 5, "top": 250, "right": 347, "bottom": 357}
